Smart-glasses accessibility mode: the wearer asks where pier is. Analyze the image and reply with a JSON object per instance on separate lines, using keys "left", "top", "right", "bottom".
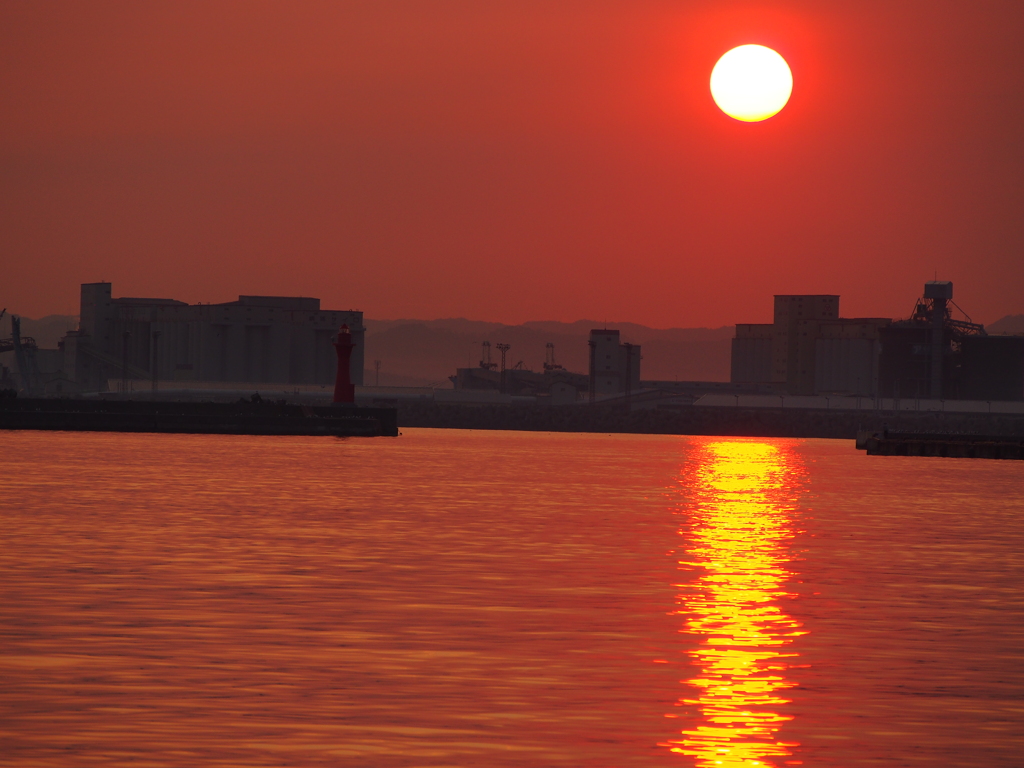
{"left": 856, "top": 430, "right": 1024, "bottom": 460}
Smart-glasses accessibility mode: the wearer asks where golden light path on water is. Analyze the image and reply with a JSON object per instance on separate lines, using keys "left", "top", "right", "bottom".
{"left": 664, "top": 440, "right": 807, "bottom": 767}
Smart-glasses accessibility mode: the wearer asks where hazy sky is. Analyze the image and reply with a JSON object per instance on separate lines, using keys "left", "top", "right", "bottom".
{"left": 3, "top": 1, "right": 1023, "bottom": 326}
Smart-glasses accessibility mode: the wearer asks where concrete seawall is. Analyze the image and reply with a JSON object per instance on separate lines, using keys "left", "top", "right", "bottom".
{"left": 396, "top": 402, "right": 1024, "bottom": 440}
{"left": 0, "top": 398, "right": 399, "bottom": 437}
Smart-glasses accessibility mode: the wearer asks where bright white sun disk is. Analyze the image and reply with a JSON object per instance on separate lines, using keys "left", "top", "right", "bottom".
{"left": 710, "top": 45, "right": 793, "bottom": 122}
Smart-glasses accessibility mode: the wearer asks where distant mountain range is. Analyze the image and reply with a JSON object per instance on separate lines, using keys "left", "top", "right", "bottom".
{"left": 7, "top": 313, "right": 1024, "bottom": 388}
{"left": 988, "top": 315, "right": 1024, "bottom": 335}
{"left": 2, "top": 314, "right": 78, "bottom": 348}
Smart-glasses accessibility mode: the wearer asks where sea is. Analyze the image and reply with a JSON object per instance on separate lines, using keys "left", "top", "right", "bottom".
{"left": 2, "top": 428, "right": 1022, "bottom": 767}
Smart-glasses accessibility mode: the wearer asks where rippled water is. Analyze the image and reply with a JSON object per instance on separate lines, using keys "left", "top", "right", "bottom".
{"left": 1, "top": 428, "right": 1022, "bottom": 767}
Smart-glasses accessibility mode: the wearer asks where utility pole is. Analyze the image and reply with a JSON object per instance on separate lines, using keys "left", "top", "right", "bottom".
{"left": 11, "top": 315, "right": 33, "bottom": 395}
{"left": 496, "top": 343, "right": 510, "bottom": 394}
{"left": 374, "top": 359, "right": 381, "bottom": 386}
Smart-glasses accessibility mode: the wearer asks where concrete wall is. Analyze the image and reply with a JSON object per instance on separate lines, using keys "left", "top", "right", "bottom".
{"left": 814, "top": 337, "right": 879, "bottom": 396}
{"left": 590, "top": 330, "right": 621, "bottom": 394}
{"left": 961, "top": 336, "right": 1024, "bottom": 401}
{"left": 731, "top": 336, "right": 773, "bottom": 383}
{"left": 732, "top": 300, "right": 891, "bottom": 396}
{"left": 771, "top": 295, "right": 840, "bottom": 395}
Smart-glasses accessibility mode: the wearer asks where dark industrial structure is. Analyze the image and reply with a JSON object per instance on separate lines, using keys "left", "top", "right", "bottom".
{"left": 960, "top": 336, "right": 1024, "bottom": 401}
{"left": 0, "top": 311, "right": 38, "bottom": 393}
{"left": 588, "top": 329, "right": 641, "bottom": 401}
{"left": 452, "top": 340, "right": 588, "bottom": 399}
{"left": 731, "top": 295, "right": 890, "bottom": 396}
{"left": 61, "top": 282, "right": 364, "bottom": 392}
{"left": 5, "top": 279, "right": 1021, "bottom": 404}
{"left": 733, "top": 282, "right": 1024, "bottom": 401}
{"left": 878, "top": 281, "right": 1024, "bottom": 400}
{"left": 0, "top": 310, "right": 69, "bottom": 395}
{"left": 451, "top": 330, "right": 642, "bottom": 402}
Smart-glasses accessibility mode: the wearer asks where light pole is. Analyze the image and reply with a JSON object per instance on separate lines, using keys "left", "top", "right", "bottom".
{"left": 496, "top": 343, "right": 510, "bottom": 394}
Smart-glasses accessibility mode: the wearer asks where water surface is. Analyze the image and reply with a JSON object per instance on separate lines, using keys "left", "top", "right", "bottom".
{"left": 1, "top": 428, "right": 1022, "bottom": 766}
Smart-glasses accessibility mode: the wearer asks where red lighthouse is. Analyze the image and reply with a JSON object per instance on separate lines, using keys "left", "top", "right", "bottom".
{"left": 332, "top": 325, "right": 355, "bottom": 404}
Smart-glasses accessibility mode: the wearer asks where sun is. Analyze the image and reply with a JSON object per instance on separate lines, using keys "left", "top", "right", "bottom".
{"left": 710, "top": 45, "right": 793, "bottom": 122}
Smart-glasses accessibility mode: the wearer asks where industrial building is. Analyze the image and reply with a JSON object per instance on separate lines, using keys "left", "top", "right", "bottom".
{"left": 62, "top": 282, "right": 364, "bottom": 392}
{"left": 8, "top": 279, "right": 1020, "bottom": 404}
{"left": 731, "top": 295, "right": 890, "bottom": 396}
{"left": 588, "top": 329, "right": 641, "bottom": 398}
{"left": 815, "top": 318, "right": 892, "bottom": 397}
{"left": 878, "top": 281, "right": 1024, "bottom": 400}
{"left": 734, "top": 283, "right": 1024, "bottom": 401}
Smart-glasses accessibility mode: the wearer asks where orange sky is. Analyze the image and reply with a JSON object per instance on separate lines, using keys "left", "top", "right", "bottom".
{"left": 3, "top": 1, "right": 1023, "bottom": 327}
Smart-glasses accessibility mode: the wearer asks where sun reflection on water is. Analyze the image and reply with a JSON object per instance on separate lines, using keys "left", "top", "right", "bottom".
{"left": 664, "top": 439, "right": 807, "bottom": 767}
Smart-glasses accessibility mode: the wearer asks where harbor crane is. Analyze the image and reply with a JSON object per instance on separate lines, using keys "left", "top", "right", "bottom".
{"left": 1, "top": 314, "right": 39, "bottom": 394}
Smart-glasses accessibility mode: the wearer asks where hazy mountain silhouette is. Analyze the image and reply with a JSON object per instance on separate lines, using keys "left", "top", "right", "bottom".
{"left": 988, "top": 315, "right": 1024, "bottom": 335}
{"left": 2, "top": 314, "right": 77, "bottom": 348}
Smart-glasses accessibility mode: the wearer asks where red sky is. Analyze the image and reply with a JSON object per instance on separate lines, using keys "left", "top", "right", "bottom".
{"left": 3, "top": 1, "right": 1023, "bottom": 327}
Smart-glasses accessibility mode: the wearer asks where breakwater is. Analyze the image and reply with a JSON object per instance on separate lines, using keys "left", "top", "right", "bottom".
{"left": 858, "top": 430, "right": 1024, "bottom": 460}
{"left": 397, "top": 402, "right": 1024, "bottom": 440}
{"left": 0, "top": 398, "right": 398, "bottom": 437}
